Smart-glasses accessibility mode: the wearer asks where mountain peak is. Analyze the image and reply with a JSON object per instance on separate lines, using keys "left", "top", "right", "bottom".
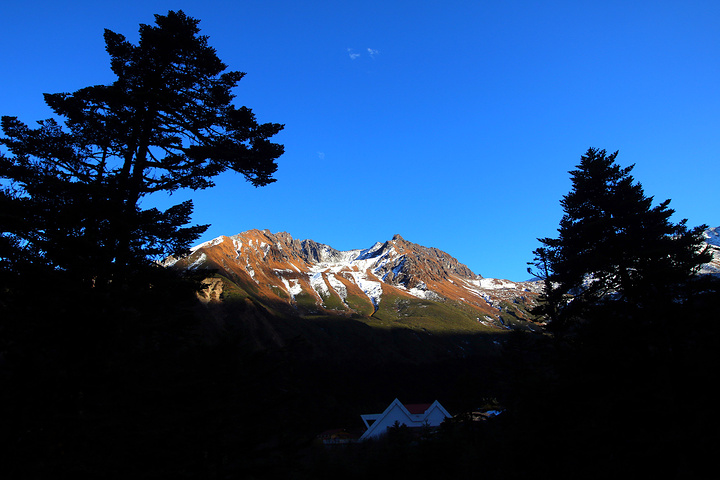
{"left": 164, "top": 227, "right": 720, "bottom": 339}
{"left": 165, "top": 229, "right": 548, "bottom": 333}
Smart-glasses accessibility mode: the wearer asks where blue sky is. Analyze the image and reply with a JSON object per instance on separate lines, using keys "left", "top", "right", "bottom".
{"left": 2, "top": 1, "right": 718, "bottom": 280}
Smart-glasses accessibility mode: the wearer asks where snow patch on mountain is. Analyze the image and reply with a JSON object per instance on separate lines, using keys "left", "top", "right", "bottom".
{"left": 326, "top": 274, "right": 347, "bottom": 301}
{"left": 387, "top": 257, "right": 406, "bottom": 280}
{"left": 406, "top": 281, "right": 441, "bottom": 300}
{"left": 700, "top": 227, "right": 720, "bottom": 276}
{"left": 281, "top": 277, "right": 302, "bottom": 299}
{"left": 348, "top": 271, "right": 382, "bottom": 307}
{"left": 246, "top": 263, "right": 257, "bottom": 282}
{"left": 188, "top": 253, "right": 207, "bottom": 270}
{"left": 475, "top": 278, "right": 519, "bottom": 290}
{"left": 232, "top": 238, "right": 243, "bottom": 258}
{"left": 704, "top": 227, "right": 720, "bottom": 248}
{"left": 190, "top": 236, "right": 225, "bottom": 253}
{"left": 309, "top": 272, "right": 330, "bottom": 298}
{"left": 300, "top": 242, "right": 404, "bottom": 307}
{"left": 357, "top": 242, "right": 385, "bottom": 260}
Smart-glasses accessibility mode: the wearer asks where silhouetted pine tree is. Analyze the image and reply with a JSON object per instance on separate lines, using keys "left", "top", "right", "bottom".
{"left": 529, "top": 148, "right": 710, "bottom": 330}
{"left": 0, "top": 10, "right": 283, "bottom": 301}
{"left": 520, "top": 148, "right": 718, "bottom": 479}
{"left": 0, "top": 11, "right": 283, "bottom": 478}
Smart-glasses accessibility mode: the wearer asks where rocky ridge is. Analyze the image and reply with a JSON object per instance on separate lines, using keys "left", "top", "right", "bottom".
{"left": 164, "top": 229, "right": 544, "bottom": 331}
{"left": 164, "top": 227, "right": 720, "bottom": 338}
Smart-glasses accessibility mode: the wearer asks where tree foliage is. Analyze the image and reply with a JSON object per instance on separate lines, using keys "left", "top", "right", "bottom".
{"left": 0, "top": 12, "right": 285, "bottom": 476}
{"left": 0, "top": 10, "right": 283, "bottom": 297}
{"left": 529, "top": 148, "right": 710, "bottom": 329}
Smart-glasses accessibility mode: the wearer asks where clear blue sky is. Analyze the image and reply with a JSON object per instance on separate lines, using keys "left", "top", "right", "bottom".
{"left": 2, "top": 1, "right": 718, "bottom": 280}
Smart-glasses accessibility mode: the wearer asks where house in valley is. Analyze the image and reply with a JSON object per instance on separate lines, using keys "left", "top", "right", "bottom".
{"left": 358, "top": 398, "right": 451, "bottom": 441}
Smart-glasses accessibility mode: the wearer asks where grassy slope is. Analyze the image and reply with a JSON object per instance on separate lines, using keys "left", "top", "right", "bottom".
{"left": 204, "top": 274, "right": 517, "bottom": 375}
{"left": 372, "top": 291, "right": 496, "bottom": 334}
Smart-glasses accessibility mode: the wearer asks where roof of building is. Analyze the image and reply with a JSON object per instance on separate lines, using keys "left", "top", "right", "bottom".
{"left": 359, "top": 399, "right": 452, "bottom": 441}
{"left": 403, "top": 403, "right": 433, "bottom": 415}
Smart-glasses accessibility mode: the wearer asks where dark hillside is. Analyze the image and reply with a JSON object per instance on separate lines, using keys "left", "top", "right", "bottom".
{"left": 2, "top": 260, "right": 717, "bottom": 479}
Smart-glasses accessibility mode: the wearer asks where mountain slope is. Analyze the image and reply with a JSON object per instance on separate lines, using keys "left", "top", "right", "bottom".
{"left": 162, "top": 227, "right": 720, "bottom": 362}
{"left": 701, "top": 226, "right": 720, "bottom": 275}
{"left": 165, "top": 229, "right": 543, "bottom": 331}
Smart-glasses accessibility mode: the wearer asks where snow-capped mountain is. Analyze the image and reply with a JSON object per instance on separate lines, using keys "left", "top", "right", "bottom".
{"left": 164, "top": 229, "right": 544, "bottom": 332}
{"left": 701, "top": 226, "right": 720, "bottom": 275}
{"left": 164, "top": 227, "right": 720, "bottom": 340}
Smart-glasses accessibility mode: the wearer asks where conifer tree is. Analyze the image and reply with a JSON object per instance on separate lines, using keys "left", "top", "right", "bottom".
{"left": 0, "top": 12, "right": 286, "bottom": 476}
{"left": 0, "top": 10, "right": 283, "bottom": 296}
{"left": 529, "top": 148, "right": 710, "bottom": 329}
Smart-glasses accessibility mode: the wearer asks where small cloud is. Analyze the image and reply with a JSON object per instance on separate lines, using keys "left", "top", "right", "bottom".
{"left": 347, "top": 47, "right": 379, "bottom": 60}
{"left": 317, "top": 152, "right": 325, "bottom": 160}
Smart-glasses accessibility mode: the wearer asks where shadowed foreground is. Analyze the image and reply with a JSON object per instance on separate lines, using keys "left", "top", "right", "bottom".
{"left": 1, "top": 279, "right": 717, "bottom": 479}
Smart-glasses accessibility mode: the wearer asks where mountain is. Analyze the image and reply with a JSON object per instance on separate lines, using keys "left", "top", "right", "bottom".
{"left": 701, "top": 226, "right": 720, "bottom": 275}
{"left": 162, "top": 229, "right": 544, "bottom": 362}
{"left": 165, "top": 229, "right": 542, "bottom": 324}
{"left": 163, "top": 227, "right": 719, "bottom": 360}
{"left": 155, "top": 227, "right": 720, "bottom": 448}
